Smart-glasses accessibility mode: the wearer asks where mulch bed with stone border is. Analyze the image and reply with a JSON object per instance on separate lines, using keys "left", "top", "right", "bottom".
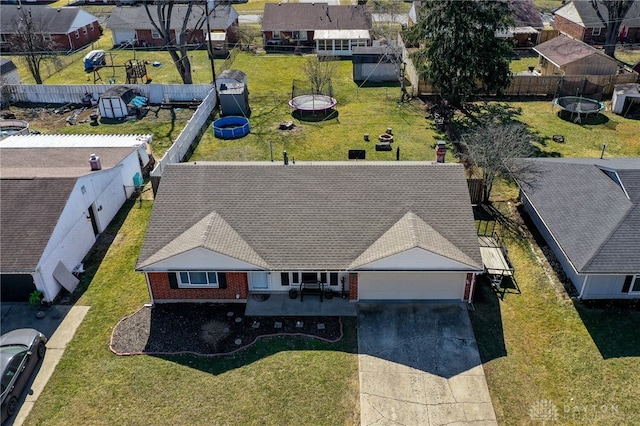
{"left": 110, "top": 303, "right": 344, "bottom": 357}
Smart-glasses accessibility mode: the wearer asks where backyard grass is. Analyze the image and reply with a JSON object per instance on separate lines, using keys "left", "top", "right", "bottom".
{"left": 26, "top": 199, "right": 360, "bottom": 426}
{"left": 469, "top": 201, "right": 640, "bottom": 425}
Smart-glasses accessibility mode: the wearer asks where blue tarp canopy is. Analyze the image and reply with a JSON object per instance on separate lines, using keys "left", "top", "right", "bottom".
{"left": 84, "top": 50, "right": 106, "bottom": 72}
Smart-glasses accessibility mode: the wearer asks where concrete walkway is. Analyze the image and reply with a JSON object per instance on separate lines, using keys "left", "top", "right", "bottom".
{"left": 2, "top": 305, "right": 90, "bottom": 426}
{"left": 358, "top": 303, "right": 497, "bottom": 426}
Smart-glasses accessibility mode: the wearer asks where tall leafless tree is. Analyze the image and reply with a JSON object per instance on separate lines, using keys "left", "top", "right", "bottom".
{"left": 461, "top": 121, "right": 536, "bottom": 203}
{"left": 143, "top": 1, "right": 215, "bottom": 84}
{"left": 590, "top": 0, "right": 635, "bottom": 57}
{"left": 11, "top": 7, "right": 59, "bottom": 84}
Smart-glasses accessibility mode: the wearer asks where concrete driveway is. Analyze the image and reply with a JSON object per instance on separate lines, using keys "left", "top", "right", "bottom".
{"left": 358, "top": 303, "right": 497, "bottom": 426}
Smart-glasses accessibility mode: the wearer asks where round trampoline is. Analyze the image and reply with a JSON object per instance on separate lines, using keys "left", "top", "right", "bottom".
{"left": 288, "top": 94, "right": 337, "bottom": 111}
{"left": 553, "top": 96, "right": 605, "bottom": 123}
{"left": 213, "top": 116, "right": 250, "bottom": 139}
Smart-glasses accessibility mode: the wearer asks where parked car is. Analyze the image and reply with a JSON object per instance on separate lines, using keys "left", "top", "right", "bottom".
{"left": 0, "top": 329, "right": 47, "bottom": 423}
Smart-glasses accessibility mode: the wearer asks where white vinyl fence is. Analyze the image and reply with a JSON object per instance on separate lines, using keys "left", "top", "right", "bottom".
{"left": 3, "top": 84, "right": 212, "bottom": 105}
{"left": 150, "top": 86, "right": 217, "bottom": 180}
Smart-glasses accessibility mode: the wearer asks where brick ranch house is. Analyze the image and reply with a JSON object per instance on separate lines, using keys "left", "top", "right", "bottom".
{"left": 0, "top": 5, "right": 101, "bottom": 52}
{"left": 136, "top": 162, "right": 483, "bottom": 305}
{"left": 553, "top": 0, "right": 640, "bottom": 45}
{"left": 106, "top": 4, "right": 239, "bottom": 49}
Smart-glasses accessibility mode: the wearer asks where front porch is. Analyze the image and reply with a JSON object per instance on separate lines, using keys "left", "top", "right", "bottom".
{"left": 245, "top": 292, "right": 357, "bottom": 317}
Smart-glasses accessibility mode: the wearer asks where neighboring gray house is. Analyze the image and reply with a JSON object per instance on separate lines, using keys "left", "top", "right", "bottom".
{"left": 136, "top": 162, "right": 483, "bottom": 305}
{"left": 0, "top": 58, "right": 20, "bottom": 84}
{"left": 517, "top": 158, "right": 640, "bottom": 299}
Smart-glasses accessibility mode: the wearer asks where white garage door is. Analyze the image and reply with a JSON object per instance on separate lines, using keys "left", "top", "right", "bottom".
{"left": 358, "top": 272, "right": 466, "bottom": 301}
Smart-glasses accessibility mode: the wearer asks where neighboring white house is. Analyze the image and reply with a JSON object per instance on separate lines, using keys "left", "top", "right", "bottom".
{"left": 517, "top": 158, "right": 640, "bottom": 299}
{"left": 0, "top": 134, "right": 152, "bottom": 302}
{"left": 136, "top": 162, "right": 483, "bottom": 306}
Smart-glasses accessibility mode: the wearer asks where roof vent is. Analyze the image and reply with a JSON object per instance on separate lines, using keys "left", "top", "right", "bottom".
{"left": 89, "top": 153, "right": 102, "bottom": 171}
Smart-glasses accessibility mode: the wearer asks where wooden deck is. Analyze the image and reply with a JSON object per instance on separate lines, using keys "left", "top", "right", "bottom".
{"left": 478, "top": 236, "right": 514, "bottom": 276}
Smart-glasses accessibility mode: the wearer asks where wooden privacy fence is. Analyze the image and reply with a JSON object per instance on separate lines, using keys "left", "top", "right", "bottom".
{"left": 397, "top": 34, "right": 639, "bottom": 98}
{"left": 467, "top": 178, "right": 483, "bottom": 205}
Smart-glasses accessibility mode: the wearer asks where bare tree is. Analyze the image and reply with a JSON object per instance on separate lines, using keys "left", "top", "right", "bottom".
{"left": 237, "top": 25, "right": 262, "bottom": 52}
{"left": 590, "top": 0, "right": 634, "bottom": 58}
{"left": 11, "top": 7, "right": 59, "bottom": 84}
{"left": 143, "top": 1, "right": 218, "bottom": 84}
{"left": 302, "top": 56, "right": 338, "bottom": 94}
{"left": 461, "top": 121, "right": 536, "bottom": 203}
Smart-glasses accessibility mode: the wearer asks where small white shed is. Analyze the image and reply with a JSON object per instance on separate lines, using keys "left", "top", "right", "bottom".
{"left": 98, "top": 86, "right": 137, "bottom": 119}
{"left": 611, "top": 83, "right": 640, "bottom": 116}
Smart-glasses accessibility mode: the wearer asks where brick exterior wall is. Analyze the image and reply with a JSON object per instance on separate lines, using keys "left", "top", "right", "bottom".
{"left": 349, "top": 273, "right": 358, "bottom": 301}
{"left": 1, "top": 20, "right": 100, "bottom": 52}
{"left": 553, "top": 15, "right": 586, "bottom": 41}
{"left": 148, "top": 272, "right": 248, "bottom": 302}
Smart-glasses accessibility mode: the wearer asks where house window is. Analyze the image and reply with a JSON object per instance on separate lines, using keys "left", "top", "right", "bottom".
{"left": 152, "top": 29, "right": 161, "bottom": 39}
{"left": 329, "top": 273, "right": 338, "bottom": 286}
{"left": 592, "top": 27, "right": 601, "bottom": 36}
{"left": 42, "top": 33, "right": 52, "bottom": 42}
{"left": 622, "top": 275, "right": 640, "bottom": 293}
{"left": 179, "top": 271, "right": 219, "bottom": 288}
{"left": 291, "top": 272, "right": 300, "bottom": 284}
{"left": 281, "top": 272, "right": 290, "bottom": 286}
{"left": 90, "top": 23, "right": 95, "bottom": 31}
{"left": 272, "top": 31, "right": 281, "bottom": 39}
{"left": 317, "top": 40, "right": 328, "bottom": 51}
{"left": 75, "top": 30, "right": 80, "bottom": 39}
{"left": 83, "top": 27, "right": 88, "bottom": 35}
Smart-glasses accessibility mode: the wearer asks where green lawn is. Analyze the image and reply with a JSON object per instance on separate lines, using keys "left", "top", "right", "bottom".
{"left": 15, "top": 48, "right": 640, "bottom": 426}
{"left": 26, "top": 199, "right": 360, "bottom": 425}
{"left": 193, "top": 53, "right": 440, "bottom": 162}
{"left": 470, "top": 210, "right": 640, "bottom": 425}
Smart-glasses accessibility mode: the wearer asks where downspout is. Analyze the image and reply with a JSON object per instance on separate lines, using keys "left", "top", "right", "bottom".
{"left": 467, "top": 273, "right": 477, "bottom": 303}
{"left": 144, "top": 272, "right": 155, "bottom": 306}
{"left": 578, "top": 275, "right": 589, "bottom": 299}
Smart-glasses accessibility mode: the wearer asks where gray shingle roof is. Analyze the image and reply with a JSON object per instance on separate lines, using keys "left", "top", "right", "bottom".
{"left": 262, "top": 3, "right": 372, "bottom": 31}
{"left": 137, "top": 162, "right": 482, "bottom": 271}
{"left": 0, "top": 147, "right": 137, "bottom": 178}
{"left": 518, "top": 157, "right": 640, "bottom": 274}
{"left": 0, "top": 6, "right": 98, "bottom": 34}
{"left": 511, "top": 0, "right": 544, "bottom": 29}
{"left": 533, "top": 34, "right": 614, "bottom": 67}
{"left": 106, "top": 5, "right": 236, "bottom": 31}
{"left": 0, "top": 178, "right": 77, "bottom": 271}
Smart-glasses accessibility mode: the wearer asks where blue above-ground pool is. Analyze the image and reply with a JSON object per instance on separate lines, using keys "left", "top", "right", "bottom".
{"left": 213, "top": 116, "right": 250, "bottom": 139}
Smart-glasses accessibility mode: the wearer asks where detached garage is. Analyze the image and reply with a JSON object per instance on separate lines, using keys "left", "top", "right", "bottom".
{"left": 136, "top": 162, "right": 483, "bottom": 306}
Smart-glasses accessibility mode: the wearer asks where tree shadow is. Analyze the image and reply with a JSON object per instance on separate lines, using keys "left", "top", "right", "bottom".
{"left": 572, "top": 299, "right": 640, "bottom": 359}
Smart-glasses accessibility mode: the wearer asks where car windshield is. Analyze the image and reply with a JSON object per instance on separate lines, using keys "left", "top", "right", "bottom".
{"left": 0, "top": 345, "right": 28, "bottom": 355}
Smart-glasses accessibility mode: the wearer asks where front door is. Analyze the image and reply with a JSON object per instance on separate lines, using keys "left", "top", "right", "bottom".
{"left": 250, "top": 272, "right": 269, "bottom": 291}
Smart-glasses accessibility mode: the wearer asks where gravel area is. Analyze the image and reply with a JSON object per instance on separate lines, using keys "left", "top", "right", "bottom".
{"left": 110, "top": 303, "right": 344, "bottom": 356}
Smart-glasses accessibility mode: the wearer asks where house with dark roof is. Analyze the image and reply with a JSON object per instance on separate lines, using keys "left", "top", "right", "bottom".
{"left": 517, "top": 158, "right": 640, "bottom": 299}
{"left": 533, "top": 34, "right": 622, "bottom": 75}
{"left": 136, "top": 162, "right": 483, "bottom": 305}
{"left": 504, "top": 0, "right": 545, "bottom": 46}
{"left": 0, "top": 58, "right": 20, "bottom": 85}
{"left": 106, "top": 5, "right": 239, "bottom": 49}
{"left": 0, "top": 135, "right": 152, "bottom": 302}
{"left": 553, "top": 0, "right": 640, "bottom": 45}
{"left": 261, "top": 3, "right": 373, "bottom": 57}
{"left": 0, "top": 6, "right": 101, "bottom": 52}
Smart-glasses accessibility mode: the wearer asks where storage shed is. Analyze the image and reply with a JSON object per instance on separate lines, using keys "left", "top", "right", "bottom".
{"left": 612, "top": 83, "right": 640, "bottom": 117}
{"left": 215, "top": 69, "right": 250, "bottom": 117}
{"left": 352, "top": 46, "right": 401, "bottom": 83}
{"left": 98, "top": 86, "right": 137, "bottom": 119}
